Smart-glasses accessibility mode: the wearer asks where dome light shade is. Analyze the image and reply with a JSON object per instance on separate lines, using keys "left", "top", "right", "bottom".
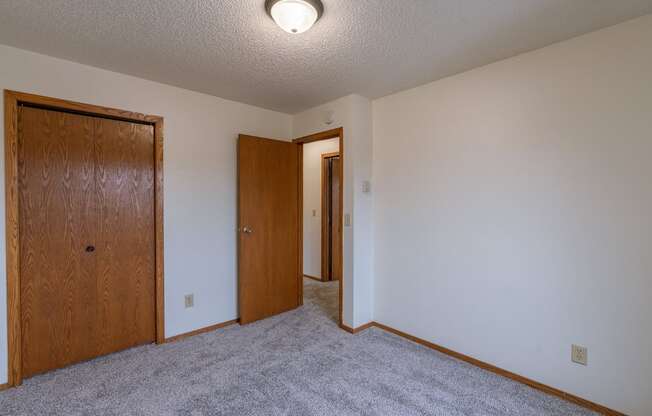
{"left": 265, "top": 0, "right": 324, "bottom": 34}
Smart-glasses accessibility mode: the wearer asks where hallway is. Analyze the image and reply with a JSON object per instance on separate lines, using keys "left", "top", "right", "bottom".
{"left": 303, "top": 277, "right": 338, "bottom": 323}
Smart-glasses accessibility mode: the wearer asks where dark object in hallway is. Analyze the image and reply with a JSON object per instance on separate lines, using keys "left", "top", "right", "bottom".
{"left": 321, "top": 152, "right": 341, "bottom": 282}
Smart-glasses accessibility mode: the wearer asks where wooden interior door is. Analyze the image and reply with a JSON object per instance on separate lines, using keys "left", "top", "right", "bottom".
{"left": 238, "top": 135, "right": 300, "bottom": 324}
{"left": 18, "top": 106, "right": 155, "bottom": 378}
{"left": 330, "top": 156, "right": 342, "bottom": 281}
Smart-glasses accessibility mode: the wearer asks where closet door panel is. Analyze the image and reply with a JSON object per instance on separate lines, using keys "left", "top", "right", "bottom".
{"left": 18, "top": 107, "right": 98, "bottom": 377}
{"left": 94, "top": 118, "right": 156, "bottom": 354}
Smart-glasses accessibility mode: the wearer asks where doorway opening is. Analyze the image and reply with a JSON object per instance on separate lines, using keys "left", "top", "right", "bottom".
{"left": 294, "top": 128, "right": 344, "bottom": 326}
{"left": 237, "top": 128, "right": 344, "bottom": 328}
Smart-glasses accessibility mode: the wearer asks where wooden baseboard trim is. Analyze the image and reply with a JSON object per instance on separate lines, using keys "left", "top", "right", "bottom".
{"left": 339, "top": 322, "right": 374, "bottom": 334}
{"left": 165, "top": 319, "right": 239, "bottom": 343}
{"left": 0, "top": 318, "right": 626, "bottom": 415}
{"left": 303, "top": 274, "right": 323, "bottom": 282}
{"left": 371, "top": 322, "right": 626, "bottom": 416}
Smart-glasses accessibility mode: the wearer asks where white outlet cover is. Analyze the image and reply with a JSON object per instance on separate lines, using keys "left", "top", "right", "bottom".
{"left": 571, "top": 344, "right": 588, "bottom": 365}
{"left": 185, "top": 294, "right": 194, "bottom": 308}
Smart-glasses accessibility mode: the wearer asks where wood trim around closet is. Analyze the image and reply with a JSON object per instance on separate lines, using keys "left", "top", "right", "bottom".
{"left": 3, "top": 90, "right": 165, "bottom": 387}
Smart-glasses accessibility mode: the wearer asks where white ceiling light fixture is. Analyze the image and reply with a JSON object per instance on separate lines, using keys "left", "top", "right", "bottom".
{"left": 265, "top": 0, "right": 324, "bottom": 34}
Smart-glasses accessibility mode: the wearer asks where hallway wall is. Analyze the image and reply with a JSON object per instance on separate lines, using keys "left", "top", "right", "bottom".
{"left": 293, "top": 95, "right": 374, "bottom": 328}
{"left": 303, "top": 138, "right": 340, "bottom": 279}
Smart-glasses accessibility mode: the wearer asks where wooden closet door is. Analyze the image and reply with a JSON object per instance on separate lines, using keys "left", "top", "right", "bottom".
{"left": 19, "top": 107, "right": 99, "bottom": 377}
{"left": 94, "top": 117, "right": 156, "bottom": 355}
{"left": 18, "top": 107, "right": 156, "bottom": 378}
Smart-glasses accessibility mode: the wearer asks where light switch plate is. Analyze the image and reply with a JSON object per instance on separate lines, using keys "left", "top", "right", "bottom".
{"left": 344, "top": 213, "right": 351, "bottom": 227}
{"left": 571, "top": 344, "right": 587, "bottom": 365}
{"left": 185, "top": 294, "right": 194, "bottom": 308}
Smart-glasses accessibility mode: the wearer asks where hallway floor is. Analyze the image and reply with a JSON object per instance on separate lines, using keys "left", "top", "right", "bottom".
{"left": 302, "top": 276, "right": 338, "bottom": 323}
{"left": 0, "top": 277, "right": 594, "bottom": 415}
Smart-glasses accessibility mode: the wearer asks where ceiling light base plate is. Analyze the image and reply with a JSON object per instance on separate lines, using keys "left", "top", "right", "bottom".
{"left": 265, "top": 0, "right": 324, "bottom": 34}
{"left": 265, "top": 0, "right": 324, "bottom": 19}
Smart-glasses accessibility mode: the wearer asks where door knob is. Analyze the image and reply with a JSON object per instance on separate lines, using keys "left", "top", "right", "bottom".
{"left": 242, "top": 227, "right": 253, "bottom": 234}
{"left": 85, "top": 245, "right": 95, "bottom": 253}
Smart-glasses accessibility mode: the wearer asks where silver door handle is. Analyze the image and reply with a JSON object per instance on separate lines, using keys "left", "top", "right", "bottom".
{"left": 242, "top": 227, "right": 253, "bottom": 234}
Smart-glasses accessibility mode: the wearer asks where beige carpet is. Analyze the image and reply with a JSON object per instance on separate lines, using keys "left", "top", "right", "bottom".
{"left": 0, "top": 277, "right": 595, "bottom": 415}
{"left": 302, "top": 277, "right": 338, "bottom": 322}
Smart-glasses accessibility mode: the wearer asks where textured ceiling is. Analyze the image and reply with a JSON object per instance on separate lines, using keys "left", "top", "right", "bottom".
{"left": 0, "top": 1, "right": 651, "bottom": 113}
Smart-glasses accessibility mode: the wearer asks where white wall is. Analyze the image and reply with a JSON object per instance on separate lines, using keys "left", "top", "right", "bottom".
{"left": 303, "top": 138, "right": 340, "bottom": 279}
{"left": 372, "top": 15, "right": 652, "bottom": 416}
{"left": 293, "top": 95, "right": 374, "bottom": 328}
{"left": 3, "top": 13, "right": 650, "bottom": 414}
{"left": 0, "top": 45, "right": 292, "bottom": 385}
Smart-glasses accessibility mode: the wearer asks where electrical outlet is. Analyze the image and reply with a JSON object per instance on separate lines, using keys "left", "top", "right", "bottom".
{"left": 571, "top": 344, "right": 587, "bottom": 365}
{"left": 184, "top": 294, "right": 194, "bottom": 309}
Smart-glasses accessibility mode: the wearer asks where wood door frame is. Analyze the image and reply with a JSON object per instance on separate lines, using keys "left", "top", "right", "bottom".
{"left": 293, "top": 127, "right": 344, "bottom": 327}
{"left": 320, "top": 151, "right": 340, "bottom": 282}
{"left": 4, "top": 90, "right": 165, "bottom": 387}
